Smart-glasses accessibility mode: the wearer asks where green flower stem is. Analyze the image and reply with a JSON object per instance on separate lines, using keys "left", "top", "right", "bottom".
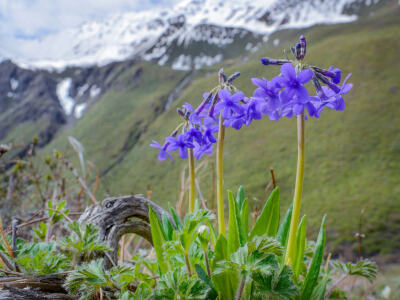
{"left": 188, "top": 148, "right": 195, "bottom": 213}
{"left": 236, "top": 275, "right": 246, "bottom": 300}
{"left": 285, "top": 113, "right": 305, "bottom": 266}
{"left": 216, "top": 113, "right": 226, "bottom": 236}
{"left": 203, "top": 248, "right": 211, "bottom": 279}
{"left": 185, "top": 253, "right": 192, "bottom": 277}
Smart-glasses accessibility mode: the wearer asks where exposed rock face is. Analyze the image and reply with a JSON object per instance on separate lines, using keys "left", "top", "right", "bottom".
{"left": 0, "top": 59, "right": 142, "bottom": 159}
{"left": 0, "top": 60, "right": 65, "bottom": 157}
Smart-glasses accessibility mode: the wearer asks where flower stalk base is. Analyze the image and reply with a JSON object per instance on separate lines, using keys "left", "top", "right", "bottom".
{"left": 285, "top": 113, "right": 305, "bottom": 266}
{"left": 216, "top": 114, "right": 226, "bottom": 236}
{"left": 188, "top": 148, "right": 195, "bottom": 213}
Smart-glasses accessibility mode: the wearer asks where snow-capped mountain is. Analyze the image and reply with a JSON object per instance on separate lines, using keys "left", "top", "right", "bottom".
{"left": 1, "top": 0, "right": 378, "bottom": 71}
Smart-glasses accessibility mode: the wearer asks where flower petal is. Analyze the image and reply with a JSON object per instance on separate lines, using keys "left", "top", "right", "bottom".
{"left": 218, "top": 89, "right": 230, "bottom": 101}
{"left": 230, "top": 92, "right": 245, "bottom": 103}
{"left": 179, "top": 147, "right": 187, "bottom": 159}
{"left": 281, "top": 63, "right": 296, "bottom": 80}
{"left": 254, "top": 88, "right": 268, "bottom": 98}
{"left": 295, "top": 85, "right": 310, "bottom": 102}
{"left": 293, "top": 103, "right": 304, "bottom": 116}
{"left": 251, "top": 78, "right": 267, "bottom": 89}
{"left": 280, "top": 88, "right": 295, "bottom": 103}
{"left": 297, "top": 69, "right": 313, "bottom": 84}
{"left": 341, "top": 83, "right": 353, "bottom": 95}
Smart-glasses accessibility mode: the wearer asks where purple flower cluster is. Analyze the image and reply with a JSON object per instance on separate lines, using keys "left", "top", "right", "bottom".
{"left": 151, "top": 35, "right": 353, "bottom": 161}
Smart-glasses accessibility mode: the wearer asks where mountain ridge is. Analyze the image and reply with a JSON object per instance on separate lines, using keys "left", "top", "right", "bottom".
{"left": 2, "top": 0, "right": 385, "bottom": 71}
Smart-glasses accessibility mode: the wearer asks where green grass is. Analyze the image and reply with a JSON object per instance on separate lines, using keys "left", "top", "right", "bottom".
{"left": 33, "top": 6, "right": 400, "bottom": 256}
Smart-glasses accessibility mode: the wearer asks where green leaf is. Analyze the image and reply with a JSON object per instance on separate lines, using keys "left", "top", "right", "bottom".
{"left": 236, "top": 185, "right": 246, "bottom": 210}
{"left": 310, "top": 276, "right": 328, "bottom": 300}
{"left": 148, "top": 205, "right": 168, "bottom": 275}
{"left": 293, "top": 215, "right": 306, "bottom": 280}
{"left": 227, "top": 190, "right": 240, "bottom": 256}
{"left": 239, "top": 199, "right": 249, "bottom": 246}
{"left": 195, "top": 264, "right": 218, "bottom": 300}
{"left": 276, "top": 204, "right": 293, "bottom": 247}
{"left": 213, "top": 235, "right": 228, "bottom": 268}
{"left": 250, "top": 187, "right": 280, "bottom": 239}
{"left": 301, "top": 215, "right": 326, "bottom": 300}
{"left": 161, "top": 213, "right": 174, "bottom": 241}
{"left": 168, "top": 203, "right": 183, "bottom": 230}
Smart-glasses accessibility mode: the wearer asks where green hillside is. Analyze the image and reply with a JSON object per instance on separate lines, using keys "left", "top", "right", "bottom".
{"left": 39, "top": 6, "right": 400, "bottom": 257}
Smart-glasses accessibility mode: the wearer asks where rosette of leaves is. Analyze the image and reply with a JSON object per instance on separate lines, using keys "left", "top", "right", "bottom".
{"left": 152, "top": 268, "right": 209, "bottom": 300}
{"left": 58, "top": 221, "right": 109, "bottom": 266}
{"left": 16, "top": 241, "right": 70, "bottom": 275}
{"left": 211, "top": 236, "right": 297, "bottom": 300}
{"left": 65, "top": 259, "right": 138, "bottom": 300}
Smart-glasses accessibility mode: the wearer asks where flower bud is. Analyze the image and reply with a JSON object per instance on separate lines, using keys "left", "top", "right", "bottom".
{"left": 197, "top": 225, "right": 210, "bottom": 248}
{"left": 290, "top": 46, "right": 297, "bottom": 59}
{"left": 312, "top": 67, "right": 341, "bottom": 84}
{"left": 295, "top": 42, "right": 301, "bottom": 60}
{"left": 177, "top": 108, "right": 187, "bottom": 120}
{"left": 227, "top": 72, "right": 241, "bottom": 84}
{"left": 218, "top": 68, "right": 227, "bottom": 84}
{"left": 299, "top": 35, "right": 306, "bottom": 59}
{"left": 261, "top": 57, "right": 290, "bottom": 66}
{"left": 315, "top": 72, "right": 341, "bottom": 93}
{"left": 312, "top": 77, "right": 328, "bottom": 100}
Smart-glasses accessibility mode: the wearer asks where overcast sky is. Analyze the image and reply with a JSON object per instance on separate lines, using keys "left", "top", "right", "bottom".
{"left": 0, "top": 0, "right": 178, "bottom": 52}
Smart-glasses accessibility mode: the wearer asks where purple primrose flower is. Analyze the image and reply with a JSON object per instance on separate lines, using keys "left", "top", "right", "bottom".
{"left": 166, "top": 133, "right": 194, "bottom": 159}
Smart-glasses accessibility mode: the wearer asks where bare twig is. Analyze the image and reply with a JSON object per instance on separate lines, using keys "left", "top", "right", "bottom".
{"left": 132, "top": 237, "right": 144, "bottom": 255}
{"left": 58, "top": 156, "right": 98, "bottom": 205}
{"left": 0, "top": 268, "right": 23, "bottom": 276}
{"left": 11, "top": 219, "right": 18, "bottom": 258}
{"left": 2, "top": 175, "right": 14, "bottom": 221}
{"left": 195, "top": 178, "right": 207, "bottom": 209}
{"left": 120, "top": 235, "right": 125, "bottom": 263}
{"left": 270, "top": 168, "right": 277, "bottom": 189}
{"left": 0, "top": 217, "right": 14, "bottom": 258}
{"left": 0, "top": 250, "right": 14, "bottom": 271}
{"left": 93, "top": 168, "right": 101, "bottom": 198}
{"left": 146, "top": 185, "right": 152, "bottom": 200}
{"left": 324, "top": 274, "right": 347, "bottom": 300}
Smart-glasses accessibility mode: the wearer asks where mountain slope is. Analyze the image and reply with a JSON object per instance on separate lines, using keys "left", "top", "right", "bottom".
{"left": 1, "top": 1, "right": 399, "bottom": 258}
{"left": 40, "top": 5, "right": 400, "bottom": 257}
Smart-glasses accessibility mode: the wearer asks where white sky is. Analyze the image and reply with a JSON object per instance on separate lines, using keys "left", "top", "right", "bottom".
{"left": 0, "top": 0, "right": 177, "bottom": 54}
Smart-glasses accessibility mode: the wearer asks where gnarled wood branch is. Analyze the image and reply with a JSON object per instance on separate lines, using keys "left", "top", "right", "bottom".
{"left": 79, "top": 194, "right": 173, "bottom": 268}
{"left": 0, "top": 194, "right": 171, "bottom": 298}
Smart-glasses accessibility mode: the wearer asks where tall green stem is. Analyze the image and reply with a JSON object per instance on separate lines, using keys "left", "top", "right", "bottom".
{"left": 216, "top": 113, "right": 226, "bottom": 236}
{"left": 188, "top": 148, "right": 195, "bottom": 213}
{"left": 285, "top": 113, "right": 305, "bottom": 266}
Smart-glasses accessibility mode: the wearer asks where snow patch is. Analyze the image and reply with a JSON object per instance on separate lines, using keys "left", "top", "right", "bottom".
{"left": 56, "top": 78, "right": 75, "bottom": 115}
{"left": 90, "top": 85, "right": 102, "bottom": 98}
{"left": 10, "top": 78, "right": 19, "bottom": 91}
{"left": 193, "top": 54, "right": 223, "bottom": 69}
{"left": 74, "top": 103, "right": 87, "bottom": 119}
{"left": 172, "top": 55, "right": 192, "bottom": 71}
{"left": 77, "top": 83, "right": 89, "bottom": 97}
{"left": 273, "top": 39, "right": 280, "bottom": 46}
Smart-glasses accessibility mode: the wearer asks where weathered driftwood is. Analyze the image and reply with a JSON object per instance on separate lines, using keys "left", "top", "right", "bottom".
{"left": 79, "top": 194, "right": 173, "bottom": 268}
{"left": 0, "top": 194, "right": 169, "bottom": 299}
{"left": 0, "top": 273, "right": 72, "bottom": 299}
